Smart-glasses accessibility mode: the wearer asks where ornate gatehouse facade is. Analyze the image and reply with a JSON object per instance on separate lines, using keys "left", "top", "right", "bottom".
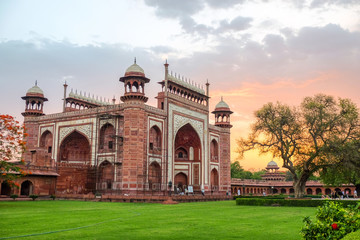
{"left": 1, "top": 61, "right": 233, "bottom": 197}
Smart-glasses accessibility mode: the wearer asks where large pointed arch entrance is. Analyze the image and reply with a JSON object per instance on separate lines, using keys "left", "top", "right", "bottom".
{"left": 174, "top": 172, "right": 188, "bottom": 191}
{"left": 1, "top": 181, "right": 11, "bottom": 196}
{"left": 20, "top": 180, "right": 33, "bottom": 196}
{"left": 59, "top": 131, "right": 91, "bottom": 164}
{"left": 174, "top": 123, "right": 202, "bottom": 189}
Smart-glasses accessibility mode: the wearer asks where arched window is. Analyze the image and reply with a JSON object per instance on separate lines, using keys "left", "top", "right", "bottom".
{"left": 175, "top": 147, "right": 188, "bottom": 160}
{"left": 210, "top": 139, "right": 219, "bottom": 162}
{"left": 149, "top": 126, "right": 161, "bottom": 154}
{"left": 40, "top": 130, "right": 53, "bottom": 153}
{"left": 98, "top": 161, "right": 114, "bottom": 190}
{"left": 132, "top": 81, "right": 139, "bottom": 92}
{"left": 99, "top": 123, "right": 115, "bottom": 152}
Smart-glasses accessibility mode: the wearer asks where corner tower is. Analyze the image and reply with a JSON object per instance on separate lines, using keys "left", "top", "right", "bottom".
{"left": 119, "top": 59, "right": 150, "bottom": 103}
{"left": 21, "top": 81, "right": 48, "bottom": 117}
{"left": 212, "top": 97, "right": 233, "bottom": 128}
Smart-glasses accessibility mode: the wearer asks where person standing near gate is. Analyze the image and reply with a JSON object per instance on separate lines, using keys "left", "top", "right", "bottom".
{"left": 201, "top": 185, "right": 205, "bottom": 196}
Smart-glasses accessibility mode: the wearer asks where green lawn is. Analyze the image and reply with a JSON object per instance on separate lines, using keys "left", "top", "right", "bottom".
{"left": 0, "top": 200, "right": 315, "bottom": 240}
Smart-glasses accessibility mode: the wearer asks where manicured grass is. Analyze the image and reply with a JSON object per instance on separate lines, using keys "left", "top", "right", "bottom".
{"left": 0, "top": 200, "right": 315, "bottom": 240}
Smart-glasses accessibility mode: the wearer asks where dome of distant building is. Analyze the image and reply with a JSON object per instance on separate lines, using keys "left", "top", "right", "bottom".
{"left": 124, "top": 59, "right": 145, "bottom": 77}
{"left": 266, "top": 160, "right": 279, "bottom": 170}
{"left": 267, "top": 160, "right": 278, "bottom": 167}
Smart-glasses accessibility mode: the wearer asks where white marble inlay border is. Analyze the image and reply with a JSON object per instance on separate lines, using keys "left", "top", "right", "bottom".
{"left": 59, "top": 124, "right": 92, "bottom": 143}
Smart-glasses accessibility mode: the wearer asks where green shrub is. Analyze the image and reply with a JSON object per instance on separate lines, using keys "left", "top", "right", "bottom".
{"left": 50, "top": 194, "right": 56, "bottom": 200}
{"left": 29, "top": 194, "right": 38, "bottom": 201}
{"left": 235, "top": 198, "right": 359, "bottom": 207}
{"left": 10, "top": 194, "right": 18, "bottom": 200}
{"left": 301, "top": 201, "right": 360, "bottom": 240}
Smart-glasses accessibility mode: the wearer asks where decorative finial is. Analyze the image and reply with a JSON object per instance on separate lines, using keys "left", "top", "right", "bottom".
{"left": 134, "top": 57, "right": 136, "bottom": 64}
{"left": 35, "top": 80, "right": 38, "bottom": 86}
{"left": 165, "top": 59, "right": 168, "bottom": 64}
{"left": 221, "top": 96, "right": 223, "bottom": 101}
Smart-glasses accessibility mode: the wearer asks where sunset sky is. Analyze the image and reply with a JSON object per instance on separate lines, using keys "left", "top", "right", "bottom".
{"left": 1, "top": 0, "right": 360, "bottom": 170}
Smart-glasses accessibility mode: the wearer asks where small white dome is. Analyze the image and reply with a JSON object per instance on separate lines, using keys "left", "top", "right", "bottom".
{"left": 267, "top": 160, "right": 278, "bottom": 167}
{"left": 26, "top": 84, "right": 44, "bottom": 95}
{"left": 215, "top": 97, "right": 230, "bottom": 109}
{"left": 125, "top": 63, "right": 144, "bottom": 75}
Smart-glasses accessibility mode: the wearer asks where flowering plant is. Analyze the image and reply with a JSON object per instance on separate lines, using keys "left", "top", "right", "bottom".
{"left": 0, "top": 114, "right": 28, "bottom": 187}
{"left": 302, "top": 201, "right": 360, "bottom": 239}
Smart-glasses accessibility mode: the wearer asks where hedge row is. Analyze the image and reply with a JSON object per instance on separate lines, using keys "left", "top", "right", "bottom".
{"left": 342, "top": 229, "right": 360, "bottom": 240}
{"left": 233, "top": 195, "right": 287, "bottom": 200}
{"left": 235, "top": 198, "right": 360, "bottom": 207}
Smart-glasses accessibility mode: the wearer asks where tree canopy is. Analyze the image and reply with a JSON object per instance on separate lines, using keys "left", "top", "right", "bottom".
{"left": 231, "top": 160, "right": 266, "bottom": 180}
{"left": 237, "top": 94, "right": 360, "bottom": 198}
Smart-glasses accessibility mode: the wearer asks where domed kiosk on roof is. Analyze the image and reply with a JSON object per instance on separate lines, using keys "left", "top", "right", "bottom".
{"left": 120, "top": 58, "right": 150, "bottom": 103}
{"left": 21, "top": 81, "right": 48, "bottom": 117}
{"left": 124, "top": 61, "right": 145, "bottom": 77}
{"left": 262, "top": 160, "right": 285, "bottom": 181}
{"left": 212, "top": 97, "right": 233, "bottom": 128}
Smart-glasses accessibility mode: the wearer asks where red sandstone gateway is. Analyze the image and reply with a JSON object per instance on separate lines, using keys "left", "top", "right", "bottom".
{"left": 0, "top": 60, "right": 233, "bottom": 199}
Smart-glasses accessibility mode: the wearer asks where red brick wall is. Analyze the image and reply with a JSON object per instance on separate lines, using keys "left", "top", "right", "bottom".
{"left": 56, "top": 163, "right": 96, "bottom": 194}
{"left": 219, "top": 131, "right": 231, "bottom": 192}
{"left": 121, "top": 106, "right": 147, "bottom": 192}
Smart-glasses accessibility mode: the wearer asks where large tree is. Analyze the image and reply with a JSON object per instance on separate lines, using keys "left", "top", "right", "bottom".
{"left": 237, "top": 94, "right": 360, "bottom": 198}
{"left": 0, "top": 114, "right": 27, "bottom": 186}
{"left": 320, "top": 139, "right": 360, "bottom": 192}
